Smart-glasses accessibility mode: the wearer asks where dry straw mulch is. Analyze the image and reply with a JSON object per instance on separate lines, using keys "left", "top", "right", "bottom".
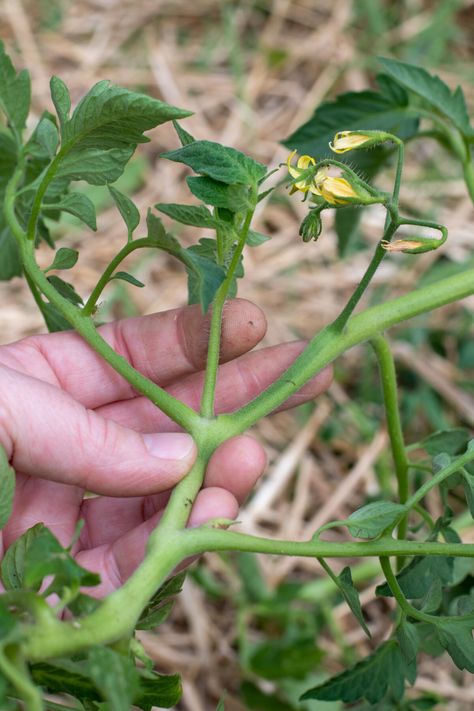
{"left": 1, "top": 1, "right": 474, "bottom": 709}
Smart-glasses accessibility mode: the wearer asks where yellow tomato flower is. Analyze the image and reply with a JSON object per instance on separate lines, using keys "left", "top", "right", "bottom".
{"left": 286, "top": 150, "right": 321, "bottom": 194}
{"left": 315, "top": 175, "right": 359, "bottom": 205}
{"left": 329, "top": 132, "right": 374, "bottom": 153}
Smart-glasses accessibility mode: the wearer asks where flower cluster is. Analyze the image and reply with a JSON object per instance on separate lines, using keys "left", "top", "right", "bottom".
{"left": 286, "top": 150, "right": 364, "bottom": 206}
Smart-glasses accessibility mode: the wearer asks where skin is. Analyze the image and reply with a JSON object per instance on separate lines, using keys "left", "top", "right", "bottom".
{"left": 0, "top": 298, "right": 331, "bottom": 597}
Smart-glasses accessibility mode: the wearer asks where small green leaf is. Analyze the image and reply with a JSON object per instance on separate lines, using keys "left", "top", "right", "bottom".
{"left": 155, "top": 202, "right": 218, "bottom": 228}
{"left": 1, "top": 523, "right": 45, "bottom": 590}
{"left": 44, "top": 193, "right": 97, "bottom": 231}
{"left": 110, "top": 271, "right": 145, "bottom": 288}
{"left": 35, "top": 115, "right": 59, "bottom": 158}
{"left": 0, "top": 445, "right": 14, "bottom": 531}
{"left": 0, "top": 225, "right": 22, "bottom": 280}
{"left": 23, "top": 526, "right": 100, "bottom": 594}
{"left": 50, "top": 76, "right": 71, "bottom": 131}
{"left": 47, "top": 275, "right": 83, "bottom": 305}
{"left": 246, "top": 229, "right": 271, "bottom": 246}
{"left": 42, "top": 303, "right": 72, "bottom": 332}
{"left": 172, "top": 120, "right": 195, "bottom": 146}
{"left": 162, "top": 140, "right": 266, "bottom": 186}
{"left": 421, "top": 428, "right": 470, "bottom": 457}
{"left": 186, "top": 175, "right": 251, "bottom": 211}
{"left": 45, "top": 247, "right": 79, "bottom": 272}
{"left": 396, "top": 618, "right": 419, "bottom": 664}
{"left": 346, "top": 501, "right": 408, "bottom": 539}
{"left": 184, "top": 249, "right": 226, "bottom": 312}
{"left": 137, "top": 571, "right": 185, "bottom": 630}
{"left": 145, "top": 210, "right": 181, "bottom": 253}
{"left": 335, "top": 566, "right": 371, "bottom": 637}
{"left": 379, "top": 57, "right": 473, "bottom": 136}
{"left": 300, "top": 640, "right": 407, "bottom": 704}
{"left": 108, "top": 185, "right": 140, "bottom": 235}
{"left": 87, "top": 646, "right": 139, "bottom": 711}
{"left": 0, "top": 41, "right": 31, "bottom": 132}
{"left": 134, "top": 670, "right": 182, "bottom": 710}
{"left": 435, "top": 617, "right": 474, "bottom": 672}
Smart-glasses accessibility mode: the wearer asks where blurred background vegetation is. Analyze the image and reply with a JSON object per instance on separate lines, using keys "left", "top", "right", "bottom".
{"left": 0, "top": 1, "right": 473, "bottom": 709}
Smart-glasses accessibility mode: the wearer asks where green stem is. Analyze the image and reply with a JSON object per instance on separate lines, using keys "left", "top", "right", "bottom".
{"left": 405, "top": 448, "right": 474, "bottom": 512}
{"left": 200, "top": 207, "right": 254, "bottom": 418}
{"left": 0, "top": 646, "right": 44, "bottom": 711}
{"left": 220, "top": 264, "right": 474, "bottom": 436}
{"left": 182, "top": 527, "right": 474, "bottom": 560}
{"left": 82, "top": 237, "right": 159, "bottom": 317}
{"left": 370, "top": 335, "right": 410, "bottom": 543}
{"left": 461, "top": 147, "right": 474, "bottom": 203}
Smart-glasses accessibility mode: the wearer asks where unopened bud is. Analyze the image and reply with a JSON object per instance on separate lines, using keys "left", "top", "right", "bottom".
{"left": 329, "top": 130, "right": 393, "bottom": 154}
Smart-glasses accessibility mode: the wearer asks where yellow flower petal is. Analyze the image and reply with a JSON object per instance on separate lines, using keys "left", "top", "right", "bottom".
{"left": 317, "top": 176, "right": 358, "bottom": 205}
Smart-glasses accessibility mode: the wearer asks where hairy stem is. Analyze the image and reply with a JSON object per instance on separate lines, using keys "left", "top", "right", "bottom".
{"left": 200, "top": 207, "right": 254, "bottom": 417}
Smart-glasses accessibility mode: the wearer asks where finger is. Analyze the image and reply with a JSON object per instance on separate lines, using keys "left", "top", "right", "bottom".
{"left": 76, "top": 487, "right": 238, "bottom": 597}
{"left": 2, "top": 473, "right": 83, "bottom": 549}
{"left": 0, "top": 363, "right": 196, "bottom": 495}
{"left": 97, "top": 341, "right": 333, "bottom": 432}
{"left": 80, "top": 435, "right": 266, "bottom": 548}
{"left": 1, "top": 299, "right": 266, "bottom": 409}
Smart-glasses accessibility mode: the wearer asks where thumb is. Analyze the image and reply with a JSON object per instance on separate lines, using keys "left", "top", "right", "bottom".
{"left": 0, "top": 364, "right": 196, "bottom": 496}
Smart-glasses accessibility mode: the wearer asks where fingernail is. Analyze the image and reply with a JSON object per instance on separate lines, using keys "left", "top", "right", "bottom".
{"left": 143, "top": 432, "right": 195, "bottom": 460}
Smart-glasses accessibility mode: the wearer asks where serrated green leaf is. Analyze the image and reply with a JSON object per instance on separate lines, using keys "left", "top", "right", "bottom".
{"left": 376, "top": 555, "right": 453, "bottom": 600}
{"left": 1, "top": 523, "right": 45, "bottom": 590}
{"left": 378, "top": 57, "right": 473, "bottom": 136}
{"left": 155, "top": 202, "right": 218, "bottom": 228}
{"left": 186, "top": 175, "right": 251, "bottom": 211}
{"left": 0, "top": 445, "right": 14, "bottom": 531}
{"left": 421, "top": 428, "right": 470, "bottom": 457}
{"left": 162, "top": 140, "right": 266, "bottom": 186}
{"left": 435, "top": 617, "right": 474, "bottom": 672}
{"left": 87, "top": 646, "right": 139, "bottom": 711}
{"left": 300, "top": 640, "right": 407, "bottom": 704}
{"left": 24, "top": 526, "right": 100, "bottom": 594}
{"left": 0, "top": 41, "right": 31, "bottom": 132}
{"left": 47, "top": 275, "right": 83, "bottom": 305}
{"left": 111, "top": 271, "right": 145, "bottom": 288}
{"left": 396, "top": 619, "right": 419, "bottom": 664}
{"left": 108, "top": 184, "right": 140, "bottom": 235}
{"left": 172, "top": 120, "right": 195, "bottom": 146}
{"left": 45, "top": 193, "right": 97, "bottom": 231}
{"left": 346, "top": 501, "right": 407, "bottom": 539}
{"left": 50, "top": 76, "right": 71, "bottom": 131}
{"left": 45, "top": 247, "right": 79, "bottom": 272}
{"left": 145, "top": 210, "right": 181, "bottom": 253}
{"left": 283, "top": 74, "right": 417, "bottom": 160}
{"left": 63, "top": 81, "right": 191, "bottom": 150}
{"left": 335, "top": 567, "right": 371, "bottom": 637}
{"left": 54, "top": 146, "right": 135, "bottom": 186}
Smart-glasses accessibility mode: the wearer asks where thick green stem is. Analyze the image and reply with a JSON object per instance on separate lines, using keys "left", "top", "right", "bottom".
{"left": 82, "top": 237, "right": 159, "bottom": 316}
{"left": 370, "top": 334, "right": 410, "bottom": 545}
{"left": 221, "top": 265, "right": 474, "bottom": 435}
{"left": 200, "top": 207, "right": 254, "bottom": 417}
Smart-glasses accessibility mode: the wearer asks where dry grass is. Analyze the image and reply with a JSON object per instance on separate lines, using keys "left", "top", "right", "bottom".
{"left": 1, "top": 1, "right": 474, "bottom": 709}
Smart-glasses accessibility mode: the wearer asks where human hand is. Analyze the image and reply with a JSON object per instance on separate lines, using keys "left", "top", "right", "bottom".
{"left": 0, "top": 299, "right": 331, "bottom": 596}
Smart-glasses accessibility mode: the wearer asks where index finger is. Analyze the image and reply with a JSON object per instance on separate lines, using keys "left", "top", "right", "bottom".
{"left": 1, "top": 298, "right": 266, "bottom": 409}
